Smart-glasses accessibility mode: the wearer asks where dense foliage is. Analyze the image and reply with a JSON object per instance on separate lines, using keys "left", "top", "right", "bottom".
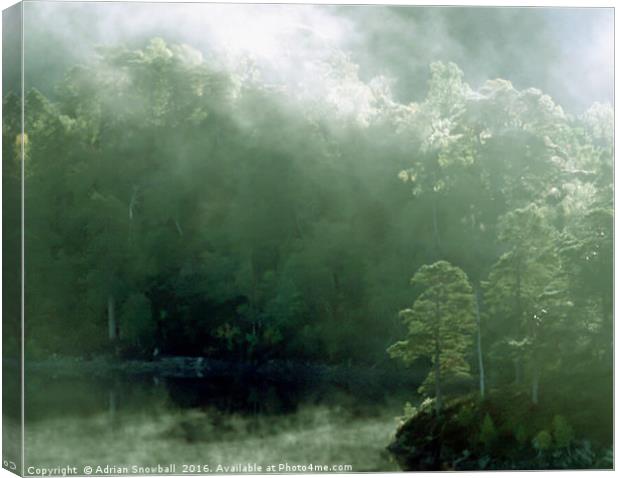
{"left": 388, "top": 391, "right": 613, "bottom": 470}
{"left": 3, "top": 37, "right": 612, "bottom": 464}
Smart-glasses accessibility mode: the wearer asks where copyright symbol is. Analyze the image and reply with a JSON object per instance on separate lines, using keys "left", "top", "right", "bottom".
{"left": 84, "top": 466, "right": 93, "bottom": 475}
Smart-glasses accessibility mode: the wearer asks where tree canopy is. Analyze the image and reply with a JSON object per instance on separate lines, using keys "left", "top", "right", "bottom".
{"left": 2, "top": 40, "right": 611, "bottom": 444}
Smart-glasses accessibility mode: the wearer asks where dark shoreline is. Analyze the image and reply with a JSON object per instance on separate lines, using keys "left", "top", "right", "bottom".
{"left": 14, "top": 356, "right": 421, "bottom": 388}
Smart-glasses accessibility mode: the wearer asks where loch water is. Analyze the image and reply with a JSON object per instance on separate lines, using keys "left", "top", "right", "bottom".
{"left": 23, "top": 365, "right": 413, "bottom": 473}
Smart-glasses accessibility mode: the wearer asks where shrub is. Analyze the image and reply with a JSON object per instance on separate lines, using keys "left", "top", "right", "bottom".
{"left": 514, "top": 424, "right": 528, "bottom": 446}
{"left": 552, "top": 415, "right": 574, "bottom": 450}
{"left": 419, "top": 397, "right": 435, "bottom": 412}
{"left": 399, "top": 401, "right": 418, "bottom": 423}
{"left": 479, "top": 413, "right": 497, "bottom": 448}
{"left": 532, "top": 430, "right": 553, "bottom": 453}
{"left": 455, "top": 403, "right": 476, "bottom": 427}
{"left": 570, "top": 440, "right": 595, "bottom": 467}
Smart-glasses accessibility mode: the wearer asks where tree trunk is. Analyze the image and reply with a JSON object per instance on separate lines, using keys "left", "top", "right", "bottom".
{"left": 515, "top": 258, "right": 523, "bottom": 320}
{"left": 128, "top": 186, "right": 138, "bottom": 221}
{"left": 433, "top": 298, "right": 442, "bottom": 414}
{"left": 514, "top": 358, "right": 522, "bottom": 385}
{"left": 432, "top": 194, "right": 441, "bottom": 258}
{"left": 174, "top": 218, "right": 183, "bottom": 236}
{"left": 107, "top": 295, "right": 117, "bottom": 341}
{"left": 513, "top": 258, "right": 524, "bottom": 386}
{"left": 474, "top": 286, "right": 485, "bottom": 398}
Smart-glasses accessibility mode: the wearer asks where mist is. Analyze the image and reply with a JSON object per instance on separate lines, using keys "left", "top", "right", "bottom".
{"left": 24, "top": 3, "right": 612, "bottom": 113}
{"left": 4, "top": 1, "right": 613, "bottom": 473}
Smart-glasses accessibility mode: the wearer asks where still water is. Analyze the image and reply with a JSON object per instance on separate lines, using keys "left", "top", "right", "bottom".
{"left": 24, "top": 368, "right": 411, "bottom": 473}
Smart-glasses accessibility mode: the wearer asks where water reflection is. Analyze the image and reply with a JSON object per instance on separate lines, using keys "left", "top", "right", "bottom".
{"left": 24, "top": 370, "right": 408, "bottom": 472}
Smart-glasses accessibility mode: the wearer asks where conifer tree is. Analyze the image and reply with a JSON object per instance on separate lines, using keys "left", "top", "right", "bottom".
{"left": 388, "top": 261, "right": 476, "bottom": 413}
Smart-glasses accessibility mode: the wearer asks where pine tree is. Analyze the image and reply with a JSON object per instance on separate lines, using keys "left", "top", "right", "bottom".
{"left": 388, "top": 260, "right": 476, "bottom": 413}
{"left": 484, "top": 204, "right": 570, "bottom": 404}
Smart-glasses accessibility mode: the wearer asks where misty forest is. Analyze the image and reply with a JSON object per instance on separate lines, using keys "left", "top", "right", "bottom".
{"left": 3, "top": 4, "right": 613, "bottom": 472}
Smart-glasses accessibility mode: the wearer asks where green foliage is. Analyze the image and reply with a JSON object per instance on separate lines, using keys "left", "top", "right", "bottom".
{"left": 532, "top": 430, "right": 553, "bottom": 453}
{"left": 552, "top": 415, "right": 574, "bottom": 450}
{"left": 11, "top": 36, "right": 612, "bottom": 461}
{"left": 565, "top": 440, "right": 595, "bottom": 468}
{"left": 514, "top": 424, "right": 528, "bottom": 446}
{"left": 479, "top": 413, "right": 497, "bottom": 448}
{"left": 594, "top": 448, "right": 613, "bottom": 469}
{"left": 213, "top": 323, "right": 241, "bottom": 352}
{"left": 454, "top": 402, "right": 476, "bottom": 427}
{"left": 402, "top": 401, "right": 417, "bottom": 419}
{"left": 388, "top": 261, "right": 475, "bottom": 407}
{"left": 120, "top": 293, "right": 155, "bottom": 349}
{"left": 396, "top": 401, "right": 418, "bottom": 428}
